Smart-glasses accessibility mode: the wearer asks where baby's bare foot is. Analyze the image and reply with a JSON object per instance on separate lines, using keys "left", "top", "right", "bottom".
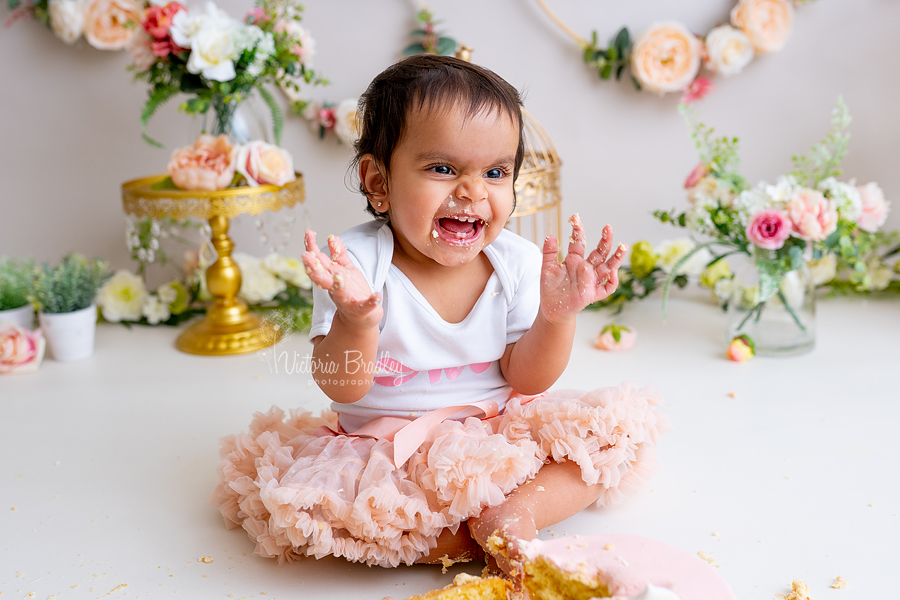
{"left": 469, "top": 505, "right": 537, "bottom": 582}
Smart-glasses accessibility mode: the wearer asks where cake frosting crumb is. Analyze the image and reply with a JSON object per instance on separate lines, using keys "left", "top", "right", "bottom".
{"left": 831, "top": 576, "right": 848, "bottom": 589}
{"left": 603, "top": 543, "right": 615, "bottom": 551}
{"left": 775, "top": 579, "right": 812, "bottom": 600}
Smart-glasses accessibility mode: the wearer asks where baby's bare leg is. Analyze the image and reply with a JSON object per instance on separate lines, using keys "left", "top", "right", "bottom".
{"left": 416, "top": 521, "right": 485, "bottom": 566}
{"left": 468, "top": 460, "right": 604, "bottom": 578}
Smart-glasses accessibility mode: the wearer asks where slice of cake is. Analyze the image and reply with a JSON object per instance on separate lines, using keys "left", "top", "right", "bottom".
{"left": 520, "top": 534, "right": 736, "bottom": 600}
{"left": 399, "top": 573, "right": 513, "bottom": 600}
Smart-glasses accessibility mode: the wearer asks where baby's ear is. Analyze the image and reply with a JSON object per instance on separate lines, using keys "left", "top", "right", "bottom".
{"left": 359, "top": 154, "right": 389, "bottom": 211}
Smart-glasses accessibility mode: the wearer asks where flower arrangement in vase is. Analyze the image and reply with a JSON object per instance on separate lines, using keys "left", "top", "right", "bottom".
{"left": 130, "top": 0, "right": 324, "bottom": 147}
{"left": 655, "top": 99, "right": 891, "bottom": 356}
{"left": 29, "top": 254, "right": 111, "bottom": 362}
{"left": 0, "top": 257, "right": 36, "bottom": 329}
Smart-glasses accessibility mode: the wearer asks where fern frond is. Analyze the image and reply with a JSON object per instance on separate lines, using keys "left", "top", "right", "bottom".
{"left": 256, "top": 85, "right": 283, "bottom": 146}
{"left": 141, "top": 85, "right": 179, "bottom": 148}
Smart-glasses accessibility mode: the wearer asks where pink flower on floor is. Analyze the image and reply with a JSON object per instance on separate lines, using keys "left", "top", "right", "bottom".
{"left": 726, "top": 335, "right": 754, "bottom": 362}
{"left": 746, "top": 209, "right": 792, "bottom": 249}
{"left": 594, "top": 324, "right": 636, "bottom": 352}
{"left": 784, "top": 187, "right": 838, "bottom": 241}
{"left": 167, "top": 134, "right": 237, "bottom": 191}
{"left": 683, "top": 162, "right": 709, "bottom": 189}
{"left": 681, "top": 76, "right": 716, "bottom": 104}
{"left": 857, "top": 182, "right": 889, "bottom": 233}
{"left": 0, "top": 324, "right": 45, "bottom": 375}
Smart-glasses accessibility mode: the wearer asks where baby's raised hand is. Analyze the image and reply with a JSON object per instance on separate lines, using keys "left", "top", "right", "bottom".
{"left": 302, "top": 230, "right": 383, "bottom": 328}
{"left": 539, "top": 215, "right": 627, "bottom": 324}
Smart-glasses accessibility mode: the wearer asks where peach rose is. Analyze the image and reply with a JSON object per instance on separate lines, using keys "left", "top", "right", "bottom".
{"left": 83, "top": 0, "right": 143, "bottom": 50}
{"left": 785, "top": 187, "right": 838, "bottom": 241}
{"left": 594, "top": 324, "right": 636, "bottom": 352}
{"left": 0, "top": 324, "right": 45, "bottom": 375}
{"left": 167, "top": 134, "right": 237, "bottom": 191}
{"left": 726, "top": 335, "right": 754, "bottom": 362}
{"left": 730, "top": 0, "right": 793, "bottom": 54}
{"left": 857, "top": 182, "right": 890, "bottom": 233}
{"left": 235, "top": 141, "right": 295, "bottom": 187}
{"left": 630, "top": 22, "right": 702, "bottom": 95}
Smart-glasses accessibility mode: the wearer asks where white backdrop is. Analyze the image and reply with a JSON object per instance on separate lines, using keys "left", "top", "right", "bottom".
{"left": 1, "top": 0, "right": 898, "bottom": 270}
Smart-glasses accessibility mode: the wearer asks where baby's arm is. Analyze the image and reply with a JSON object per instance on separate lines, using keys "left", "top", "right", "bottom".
{"left": 303, "top": 230, "right": 383, "bottom": 403}
{"left": 501, "top": 215, "right": 626, "bottom": 394}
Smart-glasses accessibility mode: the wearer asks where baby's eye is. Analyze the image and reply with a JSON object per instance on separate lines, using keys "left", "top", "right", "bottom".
{"left": 431, "top": 165, "right": 453, "bottom": 175}
{"left": 484, "top": 168, "right": 507, "bottom": 180}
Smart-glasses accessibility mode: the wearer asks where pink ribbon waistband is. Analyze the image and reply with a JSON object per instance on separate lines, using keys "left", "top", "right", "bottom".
{"left": 319, "top": 392, "right": 542, "bottom": 468}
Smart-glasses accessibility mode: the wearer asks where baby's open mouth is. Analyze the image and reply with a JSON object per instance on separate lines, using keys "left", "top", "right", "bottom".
{"left": 434, "top": 216, "right": 485, "bottom": 245}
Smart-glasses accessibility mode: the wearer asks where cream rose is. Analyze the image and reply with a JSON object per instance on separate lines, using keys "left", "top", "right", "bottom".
{"left": 49, "top": 0, "right": 85, "bottom": 44}
{"left": 97, "top": 270, "right": 148, "bottom": 322}
{"left": 730, "top": 0, "right": 793, "bottom": 54}
{"left": 236, "top": 141, "right": 295, "bottom": 187}
{"left": 630, "top": 22, "right": 702, "bottom": 95}
{"left": 263, "top": 254, "right": 312, "bottom": 289}
{"left": 234, "top": 253, "right": 286, "bottom": 303}
{"left": 186, "top": 21, "right": 241, "bottom": 82}
{"left": 857, "top": 182, "right": 890, "bottom": 233}
{"left": 704, "top": 25, "right": 754, "bottom": 76}
{"left": 333, "top": 98, "right": 360, "bottom": 146}
{"left": 784, "top": 187, "right": 838, "bottom": 241}
{"left": 0, "top": 324, "right": 45, "bottom": 375}
{"left": 83, "top": 0, "right": 142, "bottom": 50}
{"left": 167, "top": 134, "right": 237, "bottom": 191}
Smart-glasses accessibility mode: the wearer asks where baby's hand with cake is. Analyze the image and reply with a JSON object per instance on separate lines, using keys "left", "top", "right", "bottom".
{"left": 302, "top": 229, "right": 383, "bottom": 329}
{"left": 539, "top": 214, "right": 626, "bottom": 324}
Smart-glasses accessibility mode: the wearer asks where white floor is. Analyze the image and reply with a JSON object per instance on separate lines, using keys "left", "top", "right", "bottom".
{"left": 2, "top": 292, "right": 898, "bottom": 599}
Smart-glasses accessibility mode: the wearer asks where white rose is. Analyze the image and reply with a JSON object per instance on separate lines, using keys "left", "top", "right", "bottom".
{"left": 234, "top": 253, "right": 287, "bottom": 303}
{"left": 187, "top": 22, "right": 241, "bottom": 82}
{"left": 170, "top": 1, "right": 233, "bottom": 49}
{"left": 142, "top": 295, "right": 171, "bottom": 325}
{"left": 704, "top": 25, "right": 754, "bottom": 77}
{"left": 807, "top": 254, "right": 837, "bottom": 286}
{"left": 236, "top": 141, "right": 295, "bottom": 187}
{"left": 263, "top": 254, "right": 312, "bottom": 289}
{"left": 97, "top": 270, "right": 148, "bottom": 322}
{"left": 333, "top": 98, "right": 360, "bottom": 146}
{"left": 49, "top": 0, "right": 85, "bottom": 44}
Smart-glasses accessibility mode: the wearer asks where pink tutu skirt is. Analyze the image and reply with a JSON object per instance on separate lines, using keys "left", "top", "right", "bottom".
{"left": 211, "top": 383, "right": 665, "bottom": 568}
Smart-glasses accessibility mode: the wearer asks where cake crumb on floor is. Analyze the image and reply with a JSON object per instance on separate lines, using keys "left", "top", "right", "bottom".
{"left": 831, "top": 576, "right": 848, "bottom": 589}
{"left": 775, "top": 579, "right": 812, "bottom": 600}
{"left": 198, "top": 556, "right": 214, "bottom": 563}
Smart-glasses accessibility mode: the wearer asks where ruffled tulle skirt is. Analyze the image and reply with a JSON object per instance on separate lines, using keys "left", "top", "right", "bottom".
{"left": 211, "top": 383, "right": 665, "bottom": 568}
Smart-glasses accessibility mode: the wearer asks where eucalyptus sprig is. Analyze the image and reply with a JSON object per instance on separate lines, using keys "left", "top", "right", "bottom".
{"left": 581, "top": 28, "right": 635, "bottom": 87}
{"left": 404, "top": 9, "right": 457, "bottom": 56}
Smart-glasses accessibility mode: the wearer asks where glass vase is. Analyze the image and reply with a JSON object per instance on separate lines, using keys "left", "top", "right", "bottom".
{"left": 725, "top": 257, "right": 816, "bottom": 356}
{"left": 195, "top": 92, "right": 271, "bottom": 145}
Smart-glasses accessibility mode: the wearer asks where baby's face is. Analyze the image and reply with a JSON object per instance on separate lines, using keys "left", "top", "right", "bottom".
{"left": 384, "top": 101, "right": 519, "bottom": 269}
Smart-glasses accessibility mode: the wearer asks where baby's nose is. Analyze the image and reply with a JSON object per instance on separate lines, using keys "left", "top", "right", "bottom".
{"left": 454, "top": 175, "right": 488, "bottom": 202}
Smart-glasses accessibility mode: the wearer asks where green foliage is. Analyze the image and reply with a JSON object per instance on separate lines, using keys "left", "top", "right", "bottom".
{"left": 30, "top": 254, "right": 111, "bottom": 315}
{"left": 405, "top": 8, "right": 457, "bottom": 56}
{"left": 0, "top": 257, "right": 34, "bottom": 311}
{"left": 256, "top": 85, "right": 284, "bottom": 146}
{"left": 790, "top": 97, "right": 851, "bottom": 188}
{"left": 141, "top": 84, "right": 179, "bottom": 148}
{"left": 581, "top": 27, "right": 631, "bottom": 82}
{"left": 679, "top": 104, "right": 742, "bottom": 178}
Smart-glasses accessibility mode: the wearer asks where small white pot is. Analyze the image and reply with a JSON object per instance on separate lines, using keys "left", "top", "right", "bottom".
{"left": 0, "top": 304, "right": 35, "bottom": 330}
{"left": 38, "top": 304, "right": 98, "bottom": 362}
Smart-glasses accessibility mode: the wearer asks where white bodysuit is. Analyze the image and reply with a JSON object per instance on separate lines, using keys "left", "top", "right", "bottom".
{"left": 308, "top": 220, "right": 542, "bottom": 431}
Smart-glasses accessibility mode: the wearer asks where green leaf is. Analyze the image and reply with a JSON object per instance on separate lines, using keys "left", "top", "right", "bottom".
{"left": 141, "top": 85, "right": 179, "bottom": 148}
{"left": 256, "top": 85, "right": 284, "bottom": 147}
{"left": 436, "top": 37, "right": 457, "bottom": 55}
{"left": 403, "top": 42, "right": 427, "bottom": 56}
{"left": 150, "top": 177, "right": 178, "bottom": 191}
{"left": 606, "top": 46, "right": 618, "bottom": 62}
{"left": 614, "top": 27, "right": 630, "bottom": 53}
{"left": 615, "top": 63, "right": 626, "bottom": 80}
{"left": 661, "top": 241, "right": 721, "bottom": 321}
{"left": 600, "top": 64, "right": 613, "bottom": 79}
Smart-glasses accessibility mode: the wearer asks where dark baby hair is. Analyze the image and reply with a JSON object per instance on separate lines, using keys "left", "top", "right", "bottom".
{"left": 351, "top": 54, "right": 525, "bottom": 220}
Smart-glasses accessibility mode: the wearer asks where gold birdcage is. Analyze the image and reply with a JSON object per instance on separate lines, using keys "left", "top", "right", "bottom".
{"left": 455, "top": 45, "right": 563, "bottom": 246}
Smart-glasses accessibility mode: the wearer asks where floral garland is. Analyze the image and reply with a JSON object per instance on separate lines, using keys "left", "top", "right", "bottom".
{"left": 5, "top": 0, "right": 145, "bottom": 49}
{"left": 535, "top": 0, "right": 817, "bottom": 102}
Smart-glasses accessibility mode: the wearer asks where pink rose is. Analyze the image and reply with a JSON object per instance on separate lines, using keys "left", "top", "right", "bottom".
{"left": 128, "top": 28, "right": 157, "bottom": 71}
{"left": 857, "top": 182, "right": 889, "bottom": 233}
{"left": 235, "top": 141, "right": 296, "bottom": 187}
{"left": 167, "top": 135, "right": 237, "bottom": 191}
{"left": 784, "top": 187, "right": 838, "bottom": 241}
{"left": 142, "top": 2, "right": 185, "bottom": 40}
{"left": 746, "top": 209, "right": 792, "bottom": 249}
{"left": 684, "top": 162, "right": 709, "bottom": 189}
{"left": 593, "top": 324, "right": 636, "bottom": 352}
{"left": 0, "top": 325, "right": 45, "bottom": 375}
{"left": 726, "top": 335, "right": 754, "bottom": 362}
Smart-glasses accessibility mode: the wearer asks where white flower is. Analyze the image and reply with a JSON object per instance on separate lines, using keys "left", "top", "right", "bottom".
{"left": 704, "top": 25, "right": 754, "bottom": 76}
{"left": 714, "top": 277, "right": 734, "bottom": 304}
{"left": 234, "top": 253, "right": 287, "bottom": 303}
{"left": 818, "top": 177, "right": 862, "bottom": 223}
{"left": 187, "top": 21, "right": 241, "bottom": 82}
{"left": 655, "top": 238, "right": 712, "bottom": 277}
{"left": 333, "top": 98, "right": 361, "bottom": 146}
{"left": 779, "top": 270, "right": 805, "bottom": 309}
{"left": 732, "top": 186, "right": 774, "bottom": 228}
{"left": 276, "top": 18, "right": 315, "bottom": 66}
{"left": 764, "top": 175, "right": 797, "bottom": 204}
{"left": 263, "top": 254, "right": 312, "bottom": 289}
{"left": 97, "top": 270, "right": 148, "bottom": 322}
{"left": 170, "top": 1, "right": 231, "bottom": 49}
{"left": 685, "top": 197, "right": 718, "bottom": 237}
{"left": 807, "top": 253, "right": 837, "bottom": 286}
{"left": 864, "top": 258, "right": 893, "bottom": 291}
{"left": 156, "top": 283, "right": 178, "bottom": 305}
{"left": 48, "top": 0, "right": 84, "bottom": 44}
{"left": 242, "top": 29, "right": 274, "bottom": 76}
{"left": 142, "top": 295, "right": 171, "bottom": 325}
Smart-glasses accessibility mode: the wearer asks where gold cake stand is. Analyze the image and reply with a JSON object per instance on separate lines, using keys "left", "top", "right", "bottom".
{"left": 121, "top": 174, "right": 305, "bottom": 356}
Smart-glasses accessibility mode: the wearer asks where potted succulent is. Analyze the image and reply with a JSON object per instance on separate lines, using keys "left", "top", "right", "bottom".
{"left": 30, "top": 254, "right": 111, "bottom": 362}
{"left": 0, "top": 257, "right": 35, "bottom": 329}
